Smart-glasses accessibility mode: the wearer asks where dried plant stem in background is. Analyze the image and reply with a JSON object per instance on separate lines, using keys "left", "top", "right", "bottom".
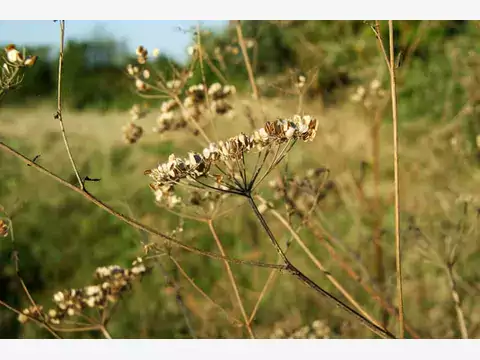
{"left": 275, "top": 183, "right": 420, "bottom": 338}
{"left": 266, "top": 205, "right": 383, "bottom": 330}
{"left": 372, "top": 20, "right": 405, "bottom": 339}
{"left": 235, "top": 21, "right": 259, "bottom": 100}
{"left": 247, "top": 195, "right": 394, "bottom": 339}
{"left": 387, "top": 20, "right": 405, "bottom": 339}
{"left": 371, "top": 108, "right": 387, "bottom": 327}
{"left": 208, "top": 220, "right": 255, "bottom": 338}
{"left": 445, "top": 264, "right": 469, "bottom": 339}
{"left": 170, "top": 256, "right": 242, "bottom": 326}
{"left": 55, "top": 21, "right": 83, "bottom": 190}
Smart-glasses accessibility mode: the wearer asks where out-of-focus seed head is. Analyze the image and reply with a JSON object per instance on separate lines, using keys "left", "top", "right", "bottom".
{"left": 122, "top": 122, "right": 144, "bottom": 144}
{"left": 0, "top": 219, "right": 9, "bottom": 237}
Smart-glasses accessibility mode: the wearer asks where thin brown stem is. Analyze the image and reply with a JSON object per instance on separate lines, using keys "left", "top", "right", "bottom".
{"left": 0, "top": 299, "right": 62, "bottom": 339}
{"left": 304, "top": 214, "right": 420, "bottom": 338}
{"left": 268, "top": 206, "right": 383, "bottom": 330}
{"left": 235, "top": 21, "right": 259, "bottom": 100}
{"left": 56, "top": 20, "right": 83, "bottom": 190}
{"left": 208, "top": 220, "right": 255, "bottom": 338}
{"left": 371, "top": 107, "right": 387, "bottom": 327}
{"left": 247, "top": 196, "right": 288, "bottom": 264}
{"left": 247, "top": 266, "right": 279, "bottom": 325}
{"left": 388, "top": 20, "right": 405, "bottom": 339}
{"left": 247, "top": 195, "right": 395, "bottom": 339}
{"left": 0, "top": 141, "right": 285, "bottom": 272}
{"left": 445, "top": 264, "right": 468, "bottom": 339}
{"left": 170, "top": 256, "right": 242, "bottom": 326}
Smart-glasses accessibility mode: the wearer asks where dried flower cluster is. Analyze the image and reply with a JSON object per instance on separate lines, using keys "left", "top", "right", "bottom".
{"left": 295, "top": 75, "right": 306, "bottom": 89}
{"left": 268, "top": 167, "right": 334, "bottom": 212}
{"left": 136, "top": 46, "right": 148, "bottom": 65}
{"left": 18, "top": 258, "right": 149, "bottom": 325}
{"left": 153, "top": 83, "right": 236, "bottom": 136}
{"left": 1, "top": 45, "right": 37, "bottom": 96}
{"left": 4, "top": 44, "right": 37, "bottom": 67}
{"left": 146, "top": 115, "right": 317, "bottom": 200}
{"left": 129, "top": 104, "right": 148, "bottom": 122}
{"left": 269, "top": 319, "right": 331, "bottom": 339}
{"left": 122, "top": 122, "right": 144, "bottom": 144}
{"left": 208, "top": 83, "right": 236, "bottom": 115}
{"left": 0, "top": 219, "right": 9, "bottom": 237}
{"left": 123, "top": 45, "right": 237, "bottom": 143}
{"left": 351, "top": 79, "right": 386, "bottom": 110}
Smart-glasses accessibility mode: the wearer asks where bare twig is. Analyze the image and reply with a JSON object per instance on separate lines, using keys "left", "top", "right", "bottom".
{"left": 170, "top": 256, "right": 242, "bottom": 326}
{"left": 208, "top": 220, "right": 255, "bottom": 338}
{"left": 0, "top": 141, "right": 284, "bottom": 272}
{"left": 445, "top": 264, "right": 469, "bottom": 339}
{"left": 0, "top": 299, "right": 62, "bottom": 339}
{"left": 55, "top": 20, "right": 84, "bottom": 190}
{"left": 235, "top": 21, "right": 259, "bottom": 100}
{"left": 387, "top": 20, "right": 405, "bottom": 339}
{"left": 267, "top": 205, "right": 383, "bottom": 330}
{"left": 372, "top": 19, "right": 405, "bottom": 339}
{"left": 247, "top": 195, "right": 395, "bottom": 339}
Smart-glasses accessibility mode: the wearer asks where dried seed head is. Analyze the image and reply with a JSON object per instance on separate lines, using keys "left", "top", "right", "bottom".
{"left": 0, "top": 219, "right": 9, "bottom": 237}
{"left": 122, "top": 122, "right": 144, "bottom": 144}
{"left": 5, "top": 44, "right": 23, "bottom": 64}
{"left": 24, "top": 55, "right": 38, "bottom": 67}
{"left": 146, "top": 115, "right": 318, "bottom": 197}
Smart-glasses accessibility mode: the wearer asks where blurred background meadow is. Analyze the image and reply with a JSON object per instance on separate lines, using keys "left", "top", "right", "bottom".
{"left": 0, "top": 20, "right": 479, "bottom": 339}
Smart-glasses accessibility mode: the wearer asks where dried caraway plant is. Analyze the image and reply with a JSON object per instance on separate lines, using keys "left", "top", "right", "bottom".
{"left": 17, "top": 257, "right": 150, "bottom": 338}
{"left": 123, "top": 45, "right": 237, "bottom": 145}
{"left": 1, "top": 44, "right": 37, "bottom": 101}
{"left": 144, "top": 114, "right": 394, "bottom": 339}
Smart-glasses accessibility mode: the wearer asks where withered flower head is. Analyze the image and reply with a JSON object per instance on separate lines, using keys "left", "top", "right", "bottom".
{"left": 146, "top": 115, "right": 318, "bottom": 201}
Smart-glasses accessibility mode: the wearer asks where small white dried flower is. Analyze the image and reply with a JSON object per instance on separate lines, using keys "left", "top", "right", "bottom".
{"left": 53, "top": 291, "right": 65, "bottom": 303}
{"left": 135, "top": 79, "right": 148, "bottom": 91}
{"left": 5, "top": 44, "right": 23, "bottom": 64}
{"left": 370, "top": 79, "right": 381, "bottom": 91}
{"left": 187, "top": 45, "right": 197, "bottom": 56}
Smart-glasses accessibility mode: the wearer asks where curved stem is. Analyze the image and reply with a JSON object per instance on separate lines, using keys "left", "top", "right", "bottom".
{"left": 208, "top": 220, "right": 255, "bottom": 338}
{"left": 388, "top": 20, "right": 405, "bottom": 339}
{"left": 100, "top": 325, "right": 112, "bottom": 339}
{"left": 56, "top": 20, "right": 84, "bottom": 190}
{"left": 247, "top": 195, "right": 395, "bottom": 339}
{"left": 0, "top": 141, "right": 284, "bottom": 272}
{"left": 268, "top": 207, "right": 383, "bottom": 329}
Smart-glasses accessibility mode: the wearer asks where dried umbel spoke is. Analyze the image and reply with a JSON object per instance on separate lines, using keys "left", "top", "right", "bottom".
{"left": 145, "top": 115, "right": 318, "bottom": 202}
{"left": 18, "top": 258, "right": 149, "bottom": 326}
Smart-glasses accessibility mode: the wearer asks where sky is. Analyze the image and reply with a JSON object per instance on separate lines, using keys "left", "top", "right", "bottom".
{"left": 0, "top": 20, "right": 228, "bottom": 63}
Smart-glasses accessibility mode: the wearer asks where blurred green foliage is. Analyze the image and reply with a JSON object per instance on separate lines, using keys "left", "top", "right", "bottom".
{"left": 2, "top": 21, "right": 479, "bottom": 115}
